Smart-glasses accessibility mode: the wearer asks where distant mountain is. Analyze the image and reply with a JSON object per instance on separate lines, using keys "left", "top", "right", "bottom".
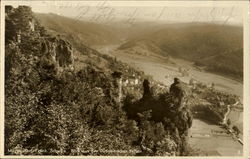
{"left": 35, "top": 13, "right": 166, "bottom": 47}
{"left": 35, "top": 13, "right": 243, "bottom": 80}
{"left": 118, "top": 23, "right": 243, "bottom": 81}
{"left": 6, "top": 6, "right": 194, "bottom": 156}
{"left": 35, "top": 13, "right": 126, "bottom": 46}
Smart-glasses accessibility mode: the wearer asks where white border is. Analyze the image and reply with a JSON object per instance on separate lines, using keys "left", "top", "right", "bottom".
{"left": 0, "top": 1, "right": 5, "bottom": 158}
{"left": 0, "top": 0, "right": 249, "bottom": 158}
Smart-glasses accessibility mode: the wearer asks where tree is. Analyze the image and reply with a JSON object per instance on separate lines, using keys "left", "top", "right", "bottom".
{"left": 227, "top": 119, "right": 231, "bottom": 126}
{"left": 232, "top": 126, "right": 240, "bottom": 136}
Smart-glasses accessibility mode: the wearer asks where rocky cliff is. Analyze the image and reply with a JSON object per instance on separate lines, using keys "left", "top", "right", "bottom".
{"left": 5, "top": 6, "right": 74, "bottom": 77}
{"left": 41, "top": 36, "right": 74, "bottom": 73}
{"left": 5, "top": 6, "right": 193, "bottom": 156}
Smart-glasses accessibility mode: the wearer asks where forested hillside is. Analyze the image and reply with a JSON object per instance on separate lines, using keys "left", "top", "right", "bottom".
{"left": 36, "top": 12, "right": 243, "bottom": 81}
{"left": 35, "top": 13, "right": 126, "bottom": 46}
{"left": 118, "top": 23, "right": 243, "bottom": 81}
{"left": 5, "top": 6, "right": 193, "bottom": 156}
{"left": 35, "top": 13, "right": 167, "bottom": 47}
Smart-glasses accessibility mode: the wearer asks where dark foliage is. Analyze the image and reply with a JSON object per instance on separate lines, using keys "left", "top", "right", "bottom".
{"left": 124, "top": 80, "right": 193, "bottom": 155}
{"left": 5, "top": 6, "right": 192, "bottom": 156}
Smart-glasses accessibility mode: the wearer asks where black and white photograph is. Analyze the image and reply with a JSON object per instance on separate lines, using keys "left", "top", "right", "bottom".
{"left": 1, "top": 0, "right": 249, "bottom": 157}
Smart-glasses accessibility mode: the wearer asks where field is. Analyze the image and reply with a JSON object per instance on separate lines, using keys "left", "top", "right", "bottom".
{"left": 190, "top": 119, "right": 242, "bottom": 156}
{"left": 95, "top": 44, "right": 243, "bottom": 156}
{"left": 5, "top": 5, "right": 244, "bottom": 156}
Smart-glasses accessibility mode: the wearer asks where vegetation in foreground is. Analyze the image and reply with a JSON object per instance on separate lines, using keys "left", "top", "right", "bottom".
{"left": 5, "top": 6, "right": 195, "bottom": 156}
{"left": 5, "top": 6, "right": 242, "bottom": 156}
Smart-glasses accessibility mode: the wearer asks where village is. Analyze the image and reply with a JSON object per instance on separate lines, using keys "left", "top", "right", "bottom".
{"left": 110, "top": 61, "right": 243, "bottom": 147}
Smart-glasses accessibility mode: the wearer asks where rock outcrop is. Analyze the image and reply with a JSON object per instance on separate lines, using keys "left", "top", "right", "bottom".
{"left": 5, "top": 5, "right": 194, "bottom": 156}
{"left": 124, "top": 78, "right": 193, "bottom": 155}
{"left": 41, "top": 36, "right": 74, "bottom": 73}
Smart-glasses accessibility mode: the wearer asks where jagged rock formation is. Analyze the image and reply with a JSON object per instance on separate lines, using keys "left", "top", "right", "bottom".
{"left": 5, "top": 5, "right": 75, "bottom": 79}
{"left": 124, "top": 78, "right": 193, "bottom": 156}
{"left": 41, "top": 36, "right": 74, "bottom": 73}
{"left": 5, "top": 5, "right": 193, "bottom": 156}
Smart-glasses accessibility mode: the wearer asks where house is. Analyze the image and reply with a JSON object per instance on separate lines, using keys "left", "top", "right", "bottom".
{"left": 123, "top": 79, "right": 129, "bottom": 86}
{"left": 124, "top": 75, "right": 140, "bottom": 86}
{"left": 17, "top": 30, "right": 21, "bottom": 43}
{"left": 219, "top": 101, "right": 225, "bottom": 106}
{"left": 135, "top": 79, "right": 139, "bottom": 85}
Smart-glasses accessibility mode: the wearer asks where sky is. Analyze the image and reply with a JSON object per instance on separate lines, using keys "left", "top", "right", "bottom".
{"left": 7, "top": 1, "right": 244, "bottom": 25}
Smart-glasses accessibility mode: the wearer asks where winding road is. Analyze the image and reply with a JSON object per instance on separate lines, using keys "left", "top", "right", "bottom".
{"left": 95, "top": 44, "right": 243, "bottom": 156}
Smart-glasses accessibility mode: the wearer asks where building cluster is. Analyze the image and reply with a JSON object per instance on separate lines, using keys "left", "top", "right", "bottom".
{"left": 189, "top": 78, "right": 214, "bottom": 91}
{"left": 112, "top": 65, "right": 171, "bottom": 103}
{"left": 122, "top": 74, "right": 141, "bottom": 88}
{"left": 178, "top": 67, "right": 190, "bottom": 77}
{"left": 122, "top": 69, "right": 168, "bottom": 95}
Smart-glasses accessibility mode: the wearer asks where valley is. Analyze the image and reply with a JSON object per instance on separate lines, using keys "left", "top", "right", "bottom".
{"left": 95, "top": 44, "right": 243, "bottom": 156}
{"left": 35, "top": 13, "right": 244, "bottom": 156}
{"left": 5, "top": 5, "right": 245, "bottom": 157}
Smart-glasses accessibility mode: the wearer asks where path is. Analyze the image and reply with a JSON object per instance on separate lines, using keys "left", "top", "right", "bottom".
{"left": 94, "top": 44, "right": 243, "bottom": 156}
